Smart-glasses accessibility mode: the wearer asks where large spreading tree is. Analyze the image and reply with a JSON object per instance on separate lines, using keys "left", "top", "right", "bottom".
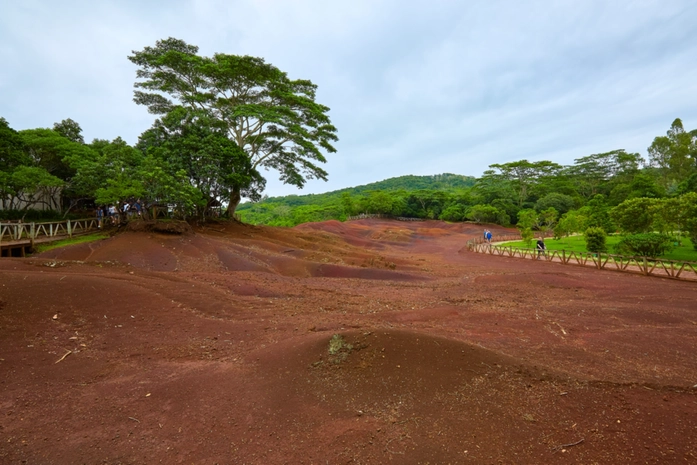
{"left": 128, "top": 38, "right": 338, "bottom": 215}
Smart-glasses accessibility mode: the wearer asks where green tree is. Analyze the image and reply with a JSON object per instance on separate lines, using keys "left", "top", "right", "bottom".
{"left": 138, "top": 107, "right": 265, "bottom": 216}
{"left": 3, "top": 165, "right": 64, "bottom": 211}
{"left": 676, "top": 172, "right": 697, "bottom": 195}
{"left": 364, "top": 190, "right": 393, "bottom": 214}
{"left": 648, "top": 118, "right": 697, "bottom": 188}
{"left": 569, "top": 150, "right": 643, "bottom": 199}
{"left": 484, "top": 160, "right": 562, "bottom": 207}
{"left": 680, "top": 192, "right": 697, "bottom": 250}
{"left": 53, "top": 118, "right": 85, "bottom": 144}
{"left": 19, "top": 128, "right": 85, "bottom": 181}
{"left": 128, "top": 37, "right": 338, "bottom": 214}
{"left": 553, "top": 209, "right": 587, "bottom": 239}
{"left": 516, "top": 208, "right": 537, "bottom": 229}
{"left": 340, "top": 192, "right": 355, "bottom": 217}
{"left": 614, "top": 233, "right": 674, "bottom": 258}
{"left": 535, "top": 193, "right": 575, "bottom": 216}
{"left": 610, "top": 197, "right": 660, "bottom": 234}
{"left": 584, "top": 227, "right": 607, "bottom": 253}
{"left": 538, "top": 207, "right": 558, "bottom": 233}
{"left": 584, "top": 194, "right": 614, "bottom": 233}
{"left": 440, "top": 204, "right": 466, "bottom": 222}
{"left": 0, "top": 118, "right": 30, "bottom": 208}
{"left": 467, "top": 204, "right": 502, "bottom": 224}
{"left": 0, "top": 117, "right": 29, "bottom": 171}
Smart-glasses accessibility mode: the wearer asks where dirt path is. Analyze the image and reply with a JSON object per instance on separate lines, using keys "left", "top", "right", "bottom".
{"left": 1, "top": 219, "right": 696, "bottom": 464}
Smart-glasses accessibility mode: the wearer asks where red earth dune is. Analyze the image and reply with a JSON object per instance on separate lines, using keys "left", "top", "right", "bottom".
{"left": 1, "top": 219, "right": 696, "bottom": 464}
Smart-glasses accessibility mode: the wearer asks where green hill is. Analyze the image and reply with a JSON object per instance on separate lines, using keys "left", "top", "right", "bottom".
{"left": 236, "top": 173, "right": 476, "bottom": 226}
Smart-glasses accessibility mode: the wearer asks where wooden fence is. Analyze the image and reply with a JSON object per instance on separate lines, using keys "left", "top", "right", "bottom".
{"left": 467, "top": 241, "right": 697, "bottom": 282}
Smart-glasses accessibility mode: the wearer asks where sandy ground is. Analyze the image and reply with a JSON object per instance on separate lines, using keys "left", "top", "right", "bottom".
{"left": 1, "top": 219, "right": 696, "bottom": 464}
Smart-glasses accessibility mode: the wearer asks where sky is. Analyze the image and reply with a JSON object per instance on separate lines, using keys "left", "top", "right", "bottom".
{"left": 2, "top": 0, "right": 697, "bottom": 198}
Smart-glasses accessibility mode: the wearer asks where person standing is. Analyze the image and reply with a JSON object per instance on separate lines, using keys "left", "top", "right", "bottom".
{"left": 536, "top": 237, "right": 546, "bottom": 259}
{"left": 486, "top": 230, "right": 492, "bottom": 243}
{"left": 96, "top": 205, "right": 103, "bottom": 228}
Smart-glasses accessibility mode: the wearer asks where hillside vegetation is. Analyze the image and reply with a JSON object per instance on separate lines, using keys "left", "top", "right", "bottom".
{"left": 236, "top": 173, "right": 476, "bottom": 226}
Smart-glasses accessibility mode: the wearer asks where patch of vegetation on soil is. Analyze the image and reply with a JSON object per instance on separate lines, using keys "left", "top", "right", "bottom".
{"left": 33, "top": 232, "right": 109, "bottom": 253}
{"left": 328, "top": 334, "right": 354, "bottom": 363}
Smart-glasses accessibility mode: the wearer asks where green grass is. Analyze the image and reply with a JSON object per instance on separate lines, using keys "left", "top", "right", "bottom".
{"left": 501, "top": 235, "right": 697, "bottom": 262}
{"left": 34, "top": 232, "right": 109, "bottom": 254}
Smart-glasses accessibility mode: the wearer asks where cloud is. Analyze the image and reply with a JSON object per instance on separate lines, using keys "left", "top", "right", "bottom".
{"left": 1, "top": 0, "right": 696, "bottom": 197}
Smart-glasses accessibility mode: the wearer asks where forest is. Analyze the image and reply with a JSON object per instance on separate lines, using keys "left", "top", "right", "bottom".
{"left": 237, "top": 118, "right": 697, "bottom": 256}
{"left": 1, "top": 37, "right": 338, "bottom": 221}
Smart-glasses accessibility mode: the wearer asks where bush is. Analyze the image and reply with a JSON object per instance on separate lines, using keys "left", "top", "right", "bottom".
{"left": 614, "top": 233, "right": 675, "bottom": 258}
{"left": 440, "top": 205, "right": 466, "bottom": 222}
{"left": 521, "top": 227, "right": 534, "bottom": 247}
{"left": 466, "top": 204, "right": 501, "bottom": 224}
{"left": 584, "top": 227, "right": 607, "bottom": 253}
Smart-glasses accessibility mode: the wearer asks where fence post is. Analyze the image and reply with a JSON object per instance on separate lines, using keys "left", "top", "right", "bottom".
{"left": 30, "top": 223, "right": 35, "bottom": 249}
{"left": 643, "top": 257, "right": 648, "bottom": 275}
{"left": 67, "top": 219, "right": 72, "bottom": 238}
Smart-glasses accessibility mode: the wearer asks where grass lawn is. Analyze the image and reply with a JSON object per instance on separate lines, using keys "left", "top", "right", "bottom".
{"left": 501, "top": 235, "right": 697, "bottom": 263}
{"left": 34, "top": 232, "right": 109, "bottom": 254}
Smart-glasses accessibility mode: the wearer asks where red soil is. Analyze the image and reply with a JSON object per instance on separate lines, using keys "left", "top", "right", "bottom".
{"left": 1, "top": 219, "right": 696, "bottom": 464}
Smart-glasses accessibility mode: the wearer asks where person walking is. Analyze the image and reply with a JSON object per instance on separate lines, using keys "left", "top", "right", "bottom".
{"left": 536, "top": 237, "right": 546, "bottom": 260}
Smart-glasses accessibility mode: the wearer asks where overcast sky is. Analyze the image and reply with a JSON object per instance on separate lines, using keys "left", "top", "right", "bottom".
{"left": 2, "top": 0, "right": 696, "bottom": 197}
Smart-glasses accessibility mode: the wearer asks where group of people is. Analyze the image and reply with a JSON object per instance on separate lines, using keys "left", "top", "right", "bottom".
{"left": 96, "top": 200, "right": 142, "bottom": 227}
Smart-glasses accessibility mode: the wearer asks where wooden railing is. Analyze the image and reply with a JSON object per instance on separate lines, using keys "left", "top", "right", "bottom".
{"left": 0, "top": 218, "right": 100, "bottom": 246}
{"left": 467, "top": 242, "right": 697, "bottom": 282}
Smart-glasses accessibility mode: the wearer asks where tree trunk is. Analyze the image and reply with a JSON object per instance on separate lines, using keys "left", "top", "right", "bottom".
{"left": 227, "top": 186, "right": 241, "bottom": 217}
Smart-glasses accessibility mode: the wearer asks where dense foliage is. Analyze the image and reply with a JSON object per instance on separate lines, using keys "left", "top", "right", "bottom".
{"left": 128, "top": 38, "right": 337, "bottom": 214}
{"left": 0, "top": 38, "right": 337, "bottom": 219}
{"left": 614, "top": 233, "right": 675, "bottom": 258}
{"left": 584, "top": 227, "right": 608, "bottom": 254}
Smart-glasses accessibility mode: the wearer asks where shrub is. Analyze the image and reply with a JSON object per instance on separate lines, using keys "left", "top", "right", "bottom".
{"left": 467, "top": 204, "right": 501, "bottom": 224}
{"left": 521, "top": 227, "right": 534, "bottom": 247}
{"left": 584, "top": 227, "right": 607, "bottom": 253}
{"left": 614, "top": 233, "right": 675, "bottom": 258}
{"left": 440, "top": 205, "right": 466, "bottom": 222}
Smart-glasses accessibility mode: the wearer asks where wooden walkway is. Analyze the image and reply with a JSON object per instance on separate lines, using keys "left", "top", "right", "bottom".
{"left": 0, "top": 218, "right": 101, "bottom": 257}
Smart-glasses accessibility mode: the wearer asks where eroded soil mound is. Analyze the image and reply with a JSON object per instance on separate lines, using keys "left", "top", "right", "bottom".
{"left": 1, "top": 218, "right": 696, "bottom": 463}
{"left": 125, "top": 219, "right": 193, "bottom": 235}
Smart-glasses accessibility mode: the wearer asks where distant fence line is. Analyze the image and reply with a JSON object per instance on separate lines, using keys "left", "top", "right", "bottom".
{"left": 467, "top": 241, "right": 697, "bottom": 282}
{"left": 346, "top": 213, "right": 426, "bottom": 222}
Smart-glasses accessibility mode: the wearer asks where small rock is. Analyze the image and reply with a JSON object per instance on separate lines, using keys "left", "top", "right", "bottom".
{"left": 52, "top": 314, "right": 58, "bottom": 320}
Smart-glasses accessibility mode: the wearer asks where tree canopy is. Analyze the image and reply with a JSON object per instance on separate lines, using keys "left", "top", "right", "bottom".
{"left": 128, "top": 37, "right": 338, "bottom": 213}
